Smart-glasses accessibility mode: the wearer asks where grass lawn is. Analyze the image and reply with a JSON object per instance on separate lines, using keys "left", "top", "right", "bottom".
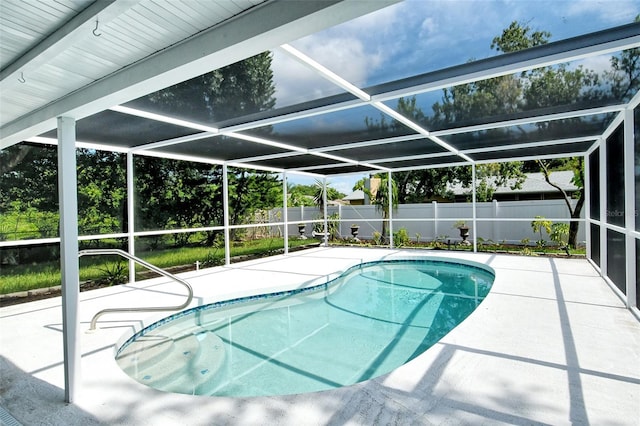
{"left": 0, "top": 237, "right": 317, "bottom": 295}
{"left": 1, "top": 237, "right": 584, "bottom": 296}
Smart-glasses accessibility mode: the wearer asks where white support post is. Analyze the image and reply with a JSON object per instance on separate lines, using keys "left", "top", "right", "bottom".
{"left": 58, "top": 116, "right": 80, "bottom": 403}
{"left": 624, "top": 108, "right": 636, "bottom": 308}
{"left": 322, "top": 177, "right": 328, "bottom": 247}
{"left": 223, "top": 164, "right": 230, "bottom": 265}
{"left": 283, "top": 173, "right": 289, "bottom": 254}
{"left": 472, "top": 164, "right": 477, "bottom": 252}
{"left": 388, "top": 171, "right": 394, "bottom": 248}
{"left": 584, "top": 154, "right": 591, "bottom": 258}
{"left": 599, "top": 137, "right": 607, "bottom": 277}
{"left": 127, "top": 152, "right": 135, "bottom": 284}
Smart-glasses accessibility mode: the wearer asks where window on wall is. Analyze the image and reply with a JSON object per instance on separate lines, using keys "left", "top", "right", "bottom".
{"left": 589, "top": 148, "right": 600, "bottom": 221}
{"left": 607, "top": 229, "right": 626, "bottom": 295}
{"left": 590, "top": 223, "right": 600, "bottom": 267}
{"left": 606, "top": 125, "right": 625, "bottom": 227}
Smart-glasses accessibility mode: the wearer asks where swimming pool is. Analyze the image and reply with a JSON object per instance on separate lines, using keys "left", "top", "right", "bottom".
{"left": 116, "top": 258, "right": 494, "bottom": 397}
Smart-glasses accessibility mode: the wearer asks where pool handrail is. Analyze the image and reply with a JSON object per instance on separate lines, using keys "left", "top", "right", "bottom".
{"left": 78, "top": 248, "right": 193, "bottom": 331}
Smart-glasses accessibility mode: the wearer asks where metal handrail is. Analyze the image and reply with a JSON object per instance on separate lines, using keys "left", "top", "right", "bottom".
{"left": 79, "top": 249, "right": 193, "bottom": 330}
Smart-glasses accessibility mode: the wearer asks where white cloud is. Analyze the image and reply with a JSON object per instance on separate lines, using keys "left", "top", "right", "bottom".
{"left": 419, "top": 17, "right": 437, "bottom": 39}
{"left": 272, "top": 0, "right": 637, "bottom": 108}
{"left": 294, "top": 37, "right": 383, "bottom": 87}
{"left": 271, "top": 49, "right": 343, "bottom": 107}
{"left": 328, "top": 174, "right": 366, "bottom": 195}
{"left": 564, "top": 0, "right": 639, "bottom": 24}
{"left": 575, "top": 55, "right": 614, "bottom": 75}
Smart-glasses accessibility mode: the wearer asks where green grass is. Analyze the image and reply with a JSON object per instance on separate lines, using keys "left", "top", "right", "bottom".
{"left": 0, "top": 237, "right": 318, "bottom": 295}
{"left": 2, "top": 236, "right": 583, "bottom": 295}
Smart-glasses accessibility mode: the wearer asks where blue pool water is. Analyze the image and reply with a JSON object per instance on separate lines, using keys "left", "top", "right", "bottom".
{"left": 116, "top": 258, "right": 494, "bottom": 397}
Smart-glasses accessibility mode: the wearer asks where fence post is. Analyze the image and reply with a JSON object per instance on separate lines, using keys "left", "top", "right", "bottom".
{"left": 433, "top": 200, "right": 438, "bottom": 241}
{"left": 493, "top": 199, "right": 499, "bottom": 242}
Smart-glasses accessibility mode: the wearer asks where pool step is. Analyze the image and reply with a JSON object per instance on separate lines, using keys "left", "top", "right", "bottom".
{"left": 117, "top": 330, "right": 226, "bottom": 395}
{"left": 117, "top": 334, "right": 175, "bottom": 372}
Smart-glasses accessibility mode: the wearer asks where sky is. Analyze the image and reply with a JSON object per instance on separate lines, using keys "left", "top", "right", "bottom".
{"left": 273, "top": 0, "right": 640, "bottom": 196}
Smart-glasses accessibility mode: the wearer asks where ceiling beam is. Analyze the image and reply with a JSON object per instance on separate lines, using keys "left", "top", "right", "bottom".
{"left": 1, "top": 0, "right": 398, "bottom": 149}
{"left": 0, "top": 0, "right": 132, "bottom": 85}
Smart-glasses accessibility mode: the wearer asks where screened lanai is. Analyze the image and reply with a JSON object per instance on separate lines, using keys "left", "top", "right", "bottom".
{"left": 1, "top": 0, "right": 640, "bottom": 410}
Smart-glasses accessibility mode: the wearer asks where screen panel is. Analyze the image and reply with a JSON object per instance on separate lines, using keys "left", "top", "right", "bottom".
{"left": 589, "top": 148, "right": 600, "bottom": 220}
{"left": 590, "top": 223, "right": 600, "bottom": 267}
{"left": 607, "top": 229, "right": 626, "bottom": 295}
{"left": 606, "top": 125, "right": 625, "bottom": 227}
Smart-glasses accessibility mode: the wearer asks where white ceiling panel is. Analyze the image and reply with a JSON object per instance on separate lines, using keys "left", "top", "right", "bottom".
{"left": 0, "top": 0, "right": 94, "bottom": 66}
{"left": 0, "top": 0, "right": 272, "bottom": 131}
{"left": 1, "top": 0, "right": 394, "bottom": 148}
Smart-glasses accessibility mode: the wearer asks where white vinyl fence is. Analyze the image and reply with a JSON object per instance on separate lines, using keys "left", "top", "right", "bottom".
{"left": 275, "top": 199, "right": 585, "bottom": 246}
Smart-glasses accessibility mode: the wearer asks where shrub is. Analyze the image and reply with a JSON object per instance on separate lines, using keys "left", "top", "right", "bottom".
{"left": 393, "top": 227, "right": 410, "bottom": 247}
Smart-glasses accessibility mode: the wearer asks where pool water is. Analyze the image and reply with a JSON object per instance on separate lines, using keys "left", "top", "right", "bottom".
{"left": 116, "top": 259, "right": 494, "bottom": 397}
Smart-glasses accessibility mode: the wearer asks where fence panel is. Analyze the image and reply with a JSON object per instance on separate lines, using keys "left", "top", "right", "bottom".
{"left": 281, "top": 199, "right": 585, "bottom": 245}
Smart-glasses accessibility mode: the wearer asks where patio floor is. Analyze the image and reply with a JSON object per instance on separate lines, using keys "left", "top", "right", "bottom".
{"left": 1, "top": 247, "right": 639, "bottom": 425}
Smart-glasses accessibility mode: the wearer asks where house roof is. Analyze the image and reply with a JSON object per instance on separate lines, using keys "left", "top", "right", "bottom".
{"left": 343, "top": 190, "right": 366, "bottom": 201}
{"left": 342, "top": 170, "right": 578, "bottom": 202}
{"left": 449, "top": 171, "right": 578, "bottom": 196}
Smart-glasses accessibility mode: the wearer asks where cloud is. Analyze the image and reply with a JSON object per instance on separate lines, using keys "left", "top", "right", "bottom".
{"left": 564, "top": 0, "right": 639, "bottom": 24}
{"left": 574, "top": 55, "right": 614, "bottom": 76}
{"left": 294, "top": 37, "right": 384, "bottom": 87}
{"left": 271, "top": 49, "right": 343, "bottom": 108}
{"left": 272, "top": 0, "right": 637, "bottom": 108}
{"left": 328, "top": 174, "right": 366, "bottom": 195}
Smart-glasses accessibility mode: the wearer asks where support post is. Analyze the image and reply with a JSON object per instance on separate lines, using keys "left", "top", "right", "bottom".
{"left": 584, "top": 153, "right": 591, "bottom": 260}
{"left": 624, "top": 108, "right": 636, "bottom": 308}
{"left": 58, "top": 116, "right": 80, "bottom": 403}
{"left": 472, "top": 164, "right": 477, "bottom": 252}
{"left": 599, "top": 136, "right": 607, "bottom": 278}
{"left": 127, "top": 152, "right": 135, "bottom": 284}
{"left": 388, "top": 171, "right": 394, "bottom": 248}
{"left": 323, "top": 177, "right": 328, "bottom": 247}
{"left": 223, "top": 164, "right": 230, "bottom": 265}
{"left": 283, "top": 173, "right": 289, "bottom": 254}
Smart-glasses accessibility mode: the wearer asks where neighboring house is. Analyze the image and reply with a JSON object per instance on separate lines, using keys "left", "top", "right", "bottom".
{"left": 341, "top": 172, "right": 578, "bottom": 204}
{"left": 342, "top": 190, "right": 367, "bottom": 205}
{"left": 341, "top": 178, "right": 379, "bottom": 205}
{"left": 449, "top": 171, "right": 578, "bottom": 202}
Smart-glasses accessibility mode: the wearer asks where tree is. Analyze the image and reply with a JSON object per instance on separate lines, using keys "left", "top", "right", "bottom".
{"left": 536, "top": 157, "right": 585, "bottom": 247}
{"left": 605, "top": 15, "right": 640, "bottom": 102}
{"left": 144, "top": 52, "right": 276, "bottom": 124}
{"left": 354, "top": 174, "right": 398, "bottom": 242}
{"left": 77, "top": 149, "right": 127, "bottom": 236}
{"left": 132, "top": 52, "right": 280, "bottom": 244}
{"left": 287, "top": 183, "right": 344, "bottom": 207}
{"left": 489, "top": 20, "right": 613, "bottom": 248}
{"left": 228, "top": 167, "right": 282, "bottom": 229}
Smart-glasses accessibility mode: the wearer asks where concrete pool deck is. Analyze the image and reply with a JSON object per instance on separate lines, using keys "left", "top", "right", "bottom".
{"left": 1, "top": 247, "right": 639, "bottom": 425}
